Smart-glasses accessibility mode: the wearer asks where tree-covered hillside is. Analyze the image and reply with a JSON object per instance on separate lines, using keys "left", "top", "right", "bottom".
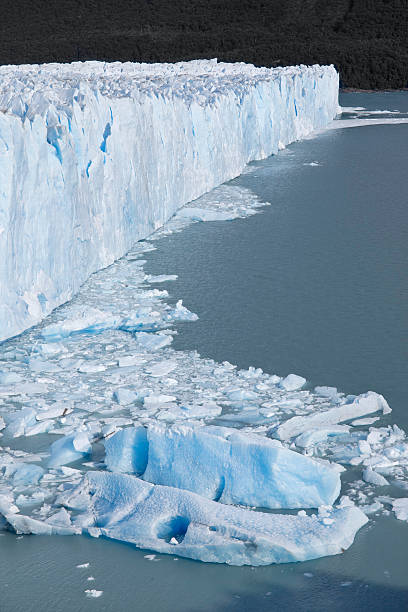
{"left": 1, "top": 0, "right": 407, "bottom": 89}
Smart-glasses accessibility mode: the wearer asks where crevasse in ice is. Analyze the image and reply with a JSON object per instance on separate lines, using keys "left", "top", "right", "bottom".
{"left": 0, "top": 60, "right": 339, "bottom": 341}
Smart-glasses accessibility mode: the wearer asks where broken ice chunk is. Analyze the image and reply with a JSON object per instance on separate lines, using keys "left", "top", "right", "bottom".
{"left": 314, "top": 386, "right": 340, "bottom": 400}
{"left": 117, "top": 355, "right": 145, "bottom": 368}
{"left": 71, "top": 470, "right": 367, "bottom": 566}
{"left": 362, "top": 468, "right": 388, "bottom": 486}
{"left": 36, "top": 405, "right": 72, "bottom": 421}
{"left": 295, "top": 425, "right": 350, "bottom": 448}
{"left": 48, "top": 432, "right": 92, "bottom": 467}
{"left": 145, "top": 360, "right": 177, "bottom": 377}
{"left": 105, "top": 424, "right": 341, "bottom": 509}
{"left": 28, "top": 357, "right": 61, "bottom": 373}
{"left": 279, "top": 374, "right": 306, "bottom": 391}
{"left": 176, "top": 207, "right": 237, "bottom": 222}
{"left": 143, "top": 394, "right": 176, "bottom": 408}
{"left": 4, "top": 408, "right": 37, "bottom": 437}
{"left": 113, "top": 388, "right": 138, "bottom": 406}
{"left": 0, "top": 371, "right": 22, "bottom": 384}
{"left": 0, "top": 493, "right": 19, "bottom": 515}
{"left": 145, "top": 274, "right": 177, "bottom": 283}
{"left": 85, "top": 590, "right": 103, "bottom": 598}
{"left": 392, "top": 498, "right": 408, "bottom": 522}
{"left": 275, "top": 392, "right": 389, "bottom": 441}
{"left": 42, "top": 308, "right": 121, "bottom": 340}
{"left": 6, "top": 513, "right": 80, "bottom": 535}
{"left": 351, "top": 417, "right": 381, "bottom": 427}
{"left": 166, "top": 300, "right": 198, "bottom": 322}
{"left": 5, "top": 463, "right": 45, "bottom": 486}
{"left": 135, "top": 332, "right": 172, "bottom": 351}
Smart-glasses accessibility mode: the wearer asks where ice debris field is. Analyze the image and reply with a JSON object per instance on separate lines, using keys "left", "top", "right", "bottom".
{"left": 0, "top": 60, "right": 407, "bottom": 567}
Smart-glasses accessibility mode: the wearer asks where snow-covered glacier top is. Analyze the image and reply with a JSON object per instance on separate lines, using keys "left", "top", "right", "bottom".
{"left": 0, "top": 59, "right": 336, "bottom": 116}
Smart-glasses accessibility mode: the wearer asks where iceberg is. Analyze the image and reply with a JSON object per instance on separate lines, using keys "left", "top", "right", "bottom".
{"left": 59, "top": 470, "right": 367, "bottom": 566}
{"left": 48, "top": 431, "right": 92, "bottom": 467}
{"left": 275, "top": 392, "right": 390, "bottom": 441}
{"left": 105, "top": 424, "right": 341, "bottom": 508}
{"left": 0, "top": 60, "right": 339, "bottom": 341}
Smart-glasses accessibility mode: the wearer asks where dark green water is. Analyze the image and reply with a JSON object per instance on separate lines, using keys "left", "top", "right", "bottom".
{"left": 1, "top": 92, "right": 407, "bottom": 611}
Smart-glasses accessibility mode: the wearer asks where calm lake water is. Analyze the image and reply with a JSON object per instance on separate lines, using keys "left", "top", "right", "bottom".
{"left": 0, "top": 92, "right": 407, "bottom": 611}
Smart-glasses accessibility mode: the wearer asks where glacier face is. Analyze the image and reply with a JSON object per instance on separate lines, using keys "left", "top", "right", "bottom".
{"left": 0, "top": 60, "right": 339, "bottom": 341}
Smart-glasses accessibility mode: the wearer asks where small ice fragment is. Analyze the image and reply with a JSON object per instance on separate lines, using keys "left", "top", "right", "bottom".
{"left": 176, "top": 207, "right": 236, "bottom": 222}
{"left": 304, "top": 572, "right": 313, "bottom": 578}
{"left": 392, "top": 498, "right": 408, "bottom": 522}
{"left": 362, "top": 468, "right": 388, "bottom": 486}
{"left": 113, "top": 388, "right": 138, "bottom": 406}
{"left": 275, "top": 392, "right": 389, "bottom": 441}
{"left": 314, "top": 386, "right": 339, "bottom": 399}
{"left": 78, "top": 363, "right": 106, "bottom": 374}
{"left": 77, "top": 562, "right": 90, "bottom": 569}
{"left": 351, "top": 417, "right": 380, "bottom": 427}
{"left": 85, "top": 589, "right": 103, "bottom": 598}
{"left": 143, "top": 394, "right": 176, "bottom": 407}
{"left": 87, "top": 576, "right": 95, "bottom": 581}
{"left": 144, "top": 554, "right": 157, "bottom": 561}
{"left": 135, "top": 332, "right": 172, "bottom": 351}
{"left": 145, "top": 274, "right": 177, "bottom": 283}
{"left": 341, "top": 582, "right": 352, "bottom": 587}
{"left": 166, "top": 300, "right": 198, "bottom": 322}
{"left": 48, "top": 432, "right": 91, "bottom": 467}
{"left": 117, "top": 355, "right": 145, "bottom": 367}
{"left": 146, "top": 360, "right": 177, "bottom": 377}
{"left": 0, "top": 371, "right": 22, "bottom": 384}
{"left": 279, "top": 374, "right": 306, "bottom": 391}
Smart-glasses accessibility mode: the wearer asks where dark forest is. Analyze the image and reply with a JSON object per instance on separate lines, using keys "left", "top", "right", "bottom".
{"left": 1, "top": 0, "right": 407, "bottom": 89}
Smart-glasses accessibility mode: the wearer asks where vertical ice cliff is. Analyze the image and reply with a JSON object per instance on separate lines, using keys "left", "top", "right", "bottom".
{"left": 0, "top": 60, "right": 339, "bottom": 341}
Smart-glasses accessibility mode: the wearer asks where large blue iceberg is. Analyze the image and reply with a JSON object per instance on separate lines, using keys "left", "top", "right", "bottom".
{"left": 59, "top": 470, "right": 367, "bottom": 566}
{"left": 104, "top": 424, "right": 341, "bottom": 508}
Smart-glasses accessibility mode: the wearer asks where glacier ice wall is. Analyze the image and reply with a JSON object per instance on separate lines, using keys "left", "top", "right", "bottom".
{"left": 0, "top": 60, "right": 339, "bottom": 341}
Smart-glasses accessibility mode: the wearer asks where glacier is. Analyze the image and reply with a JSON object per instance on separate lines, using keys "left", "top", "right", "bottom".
{"left": 104, "top": 423, "right": 341, "bottom": 509}
{"left": 0, "top": 59, "right": 339, "bottom": 341}
{"left": 2, "top": 69, "right": 406, "bottom": 566}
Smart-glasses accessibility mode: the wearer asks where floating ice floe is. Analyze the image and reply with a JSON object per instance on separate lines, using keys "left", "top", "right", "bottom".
{"left": 48, "top": 432, "right": 92, "bottom": 467}
{"left": 105, "top": 423, "right": 340, "bottom": 509}
{"left": 56, "top": 470, "right": 367, "bottom": 566}
{"left": 275, "top": 392, "right": 390, "bottom": 441}
{"left": 392, "top": 499, "right": 408, "bottom": 522}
